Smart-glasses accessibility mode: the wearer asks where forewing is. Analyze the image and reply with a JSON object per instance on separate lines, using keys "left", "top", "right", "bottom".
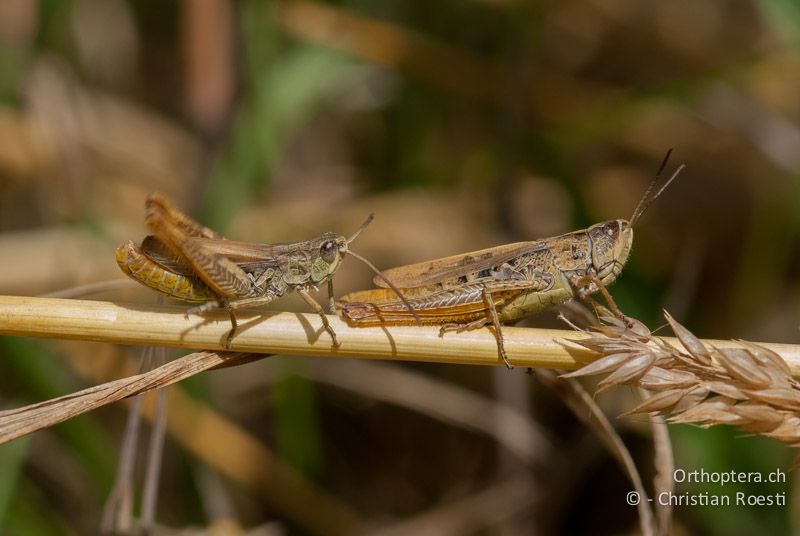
{"left": 189, "top": 238, "right": 285, "bottom": 272}
{"left": 146, "top": 203, "right": 251, "bottom": 298}
{"left": 188, "top": 238, "right": 286, "bottom": 261}
{"left": 375, "top": 241, "right": 544, "bottom": 288}
{"left": 145, "top": 193, "right": 223, "bottom": 239}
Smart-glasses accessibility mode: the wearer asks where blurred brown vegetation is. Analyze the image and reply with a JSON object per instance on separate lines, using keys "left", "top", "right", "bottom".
{"left": 1, "top": 0, "right": 799, "bottom": 534}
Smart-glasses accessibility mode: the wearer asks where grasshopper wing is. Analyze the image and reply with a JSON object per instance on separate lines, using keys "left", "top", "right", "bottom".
{"left": 146, "top": 193, "right": 223, "bottom": 240}
{"left": 140, "top": 235, "right": 196, "bottom": 276}
{"left": 188, "top": 238, "right": 284, "bottom": 272}
{"left": 145, "top": 200, "right": 252, "bottom": 298}
{"left": 374, "top": 241, "right": 544, "bottom": 288}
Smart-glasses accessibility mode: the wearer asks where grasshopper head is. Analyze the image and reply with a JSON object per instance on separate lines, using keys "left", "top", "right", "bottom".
{"left": 311, "top": 233, "right": 350, "bottom": 283}
{"left": 587, "top": 219, "right": 633, "bottom": 285}
{"left": 308, "top": 213, "right": 373, "bottom": 283}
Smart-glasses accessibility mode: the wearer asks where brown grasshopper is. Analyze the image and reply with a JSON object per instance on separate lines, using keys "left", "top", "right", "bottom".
{"left": 117, "top": 193, "right": 416, "bottom": 348}
{"left": 337, "top": 154, "right": 684, "bottom": 368}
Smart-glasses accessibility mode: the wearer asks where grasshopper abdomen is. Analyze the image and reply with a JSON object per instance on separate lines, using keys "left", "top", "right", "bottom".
{"left": 116, "top": 241, "right": 217, "bottom": 302}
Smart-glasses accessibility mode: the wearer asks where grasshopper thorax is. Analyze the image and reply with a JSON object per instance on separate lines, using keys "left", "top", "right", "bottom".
{"left": 587, "top": 219, "right": 633, "bottom": 285}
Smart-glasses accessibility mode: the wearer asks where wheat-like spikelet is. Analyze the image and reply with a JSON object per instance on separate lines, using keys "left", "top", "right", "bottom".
{"left": 562, "top": 311, "right": 800, "bottom": 447}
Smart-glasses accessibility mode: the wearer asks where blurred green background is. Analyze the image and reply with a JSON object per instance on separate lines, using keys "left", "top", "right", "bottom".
{"left": 1, "top": 0, "right": 799, "bottom": 534}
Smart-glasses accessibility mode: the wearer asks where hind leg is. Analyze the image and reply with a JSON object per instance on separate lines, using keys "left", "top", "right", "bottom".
{"left": 438, "top": 288, "right": 512, "bottom": 368}
{"left": 187, "top": 296, "right": 278, "bottom": 349}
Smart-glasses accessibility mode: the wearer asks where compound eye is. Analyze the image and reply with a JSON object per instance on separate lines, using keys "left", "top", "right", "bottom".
{"left": 320, "top": 240, "right": 338, "bottom": 263}
{"left": 604, "top": 222, "right": 618, "bottom": 238}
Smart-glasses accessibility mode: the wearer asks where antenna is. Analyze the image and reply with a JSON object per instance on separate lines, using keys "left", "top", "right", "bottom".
{"left": 630, "top": 150, "right": 684, "bottom": 226}
{"left": 347, "top": 213, "right": 374, "bottom": 244}
{"left": 344, "top": 213, "right": 422, "bottom": 326}
{"left": 347, "top": 250, "right": 423, "bottom": 326}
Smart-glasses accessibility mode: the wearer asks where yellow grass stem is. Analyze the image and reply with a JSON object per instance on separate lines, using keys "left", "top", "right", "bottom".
{"left": 1, "top": 295, "right": 800, "bottom": 375}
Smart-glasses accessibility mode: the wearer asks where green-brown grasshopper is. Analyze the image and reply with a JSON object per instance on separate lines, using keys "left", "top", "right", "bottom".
{"left": 338, "top": 154, "right": 684, "bottom": 367}
{"left": 117, "top": 193, "right": 416, "bottom": 348}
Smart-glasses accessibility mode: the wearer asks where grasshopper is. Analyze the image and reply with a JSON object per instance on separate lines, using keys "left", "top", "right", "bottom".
{"left": 117, "top": 193, "right": 416, "bottom": 348}
{"left": 338, "top": 153, "right": 684, "bottom": 368}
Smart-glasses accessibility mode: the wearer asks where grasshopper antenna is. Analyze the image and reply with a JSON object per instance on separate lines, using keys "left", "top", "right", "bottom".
{"left": 630, "top": 149, "right": 685, "bottom": 227}
{"left": 347, "top": 250, "right": 422, "bottom": 325}
{"left": 347, "top": 250, "right": 422, "bottom": 326}
{"left": 345, "top": 213, "right": 423, "bottom": 326}
{"left": 347, "top": 213, "right": 374, "bottom": 244}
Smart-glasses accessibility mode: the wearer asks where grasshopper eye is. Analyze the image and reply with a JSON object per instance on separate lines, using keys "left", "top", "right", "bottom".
{"left": 320, "top": 240, "right": 338, "bottom": 263}
{"left": 604, "top": 222, "right": 618, "bottom": 239}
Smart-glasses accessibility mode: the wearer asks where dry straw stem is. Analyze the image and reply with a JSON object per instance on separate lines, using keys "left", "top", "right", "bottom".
{"left": 0, "top": 350, "right": 263, "bottom": 445}
{"left": 0, "top": 348, "right": 364, "bottom": 535}
{"left": 2, "top": 295, "right": 800, "bottom": 374}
